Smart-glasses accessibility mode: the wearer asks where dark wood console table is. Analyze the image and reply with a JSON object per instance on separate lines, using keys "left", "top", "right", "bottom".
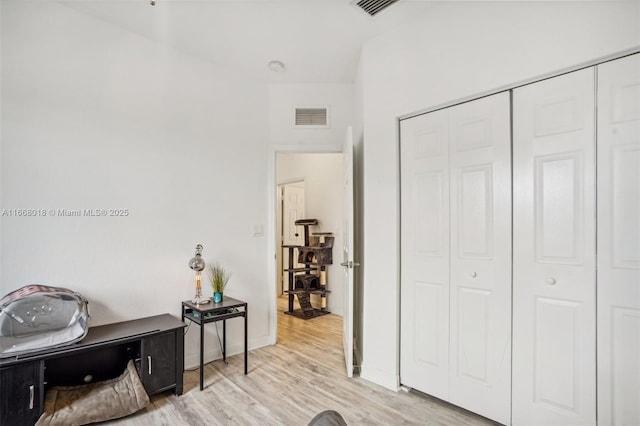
{"left": 0, "top": 314, "right": 185, "bottom": 426}
{"left": 181, "top": 297, "right": 247, "bottom": 391}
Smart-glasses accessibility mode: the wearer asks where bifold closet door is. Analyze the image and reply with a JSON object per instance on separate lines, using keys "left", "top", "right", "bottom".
{"left": 512, "top": 68, "right": 596, "bottom": 425}
{"left": 400, "top": 107, "right": 451, "bottom": 400}
{"left": 597, "top": 53, "right": 640, "bottom": 426}
{"left": 400, "top": 92, "right": 511, "bottom": 423}
{"left": 448, "top": 93, "right": 511, "bottom": 425}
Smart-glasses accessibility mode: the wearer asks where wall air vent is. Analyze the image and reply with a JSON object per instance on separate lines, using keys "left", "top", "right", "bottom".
{"left": 352, "top": 0, "right": 400, "bottom": 17}
{"left": 294, "top": 107, "right": 329, "bottom": 128}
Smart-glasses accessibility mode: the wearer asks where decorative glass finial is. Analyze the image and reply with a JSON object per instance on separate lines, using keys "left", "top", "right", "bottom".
{"left": 189, "top": 244, "right": 205, "bottom": 271}
{"left": 189, "top": 244, "right": 209, "bottom": 304}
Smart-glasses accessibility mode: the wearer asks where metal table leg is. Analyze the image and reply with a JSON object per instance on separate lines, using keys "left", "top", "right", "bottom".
{"left": 222, "top": 319, "right": 226, "bottom": 362}
{"left": 244, "top": 304, "right": 248, "bottom": 374}
{"left": 199, "top": 319, "right": 204, "bottom": 390}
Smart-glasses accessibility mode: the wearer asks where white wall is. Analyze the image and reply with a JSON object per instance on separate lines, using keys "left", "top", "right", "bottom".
{"left": 0, "top": 0, "right": 270, "bottom": 367}
{"left": 0, "top": 0, "right": 3, "bottom": 292}
{"left": 268, "top": 83, "right": 354, "bottom": 147}
{"left": 358, "top": 1, "right": 640, "bottom": 390}
{"left": 277, "top": 153, "right": 345, "bottom": 316}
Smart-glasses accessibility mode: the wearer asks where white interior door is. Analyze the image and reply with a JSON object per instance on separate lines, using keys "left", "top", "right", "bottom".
{"left": 512, "top": 68, "right": 596, "bottom": 426}
{"left": 400, "top": 107, "right": 451, "bottom": 400}
{"left": 448, "top": 92, "right": 511, "bottom": 424}
{"left": 597, "top": 53, "right": 640, "bottom": 426}
{"left": 342, "top": 126, "right": 356, "bottom": 378}
{"left": 282, "top": 183, "right": 305, "bottom": 294}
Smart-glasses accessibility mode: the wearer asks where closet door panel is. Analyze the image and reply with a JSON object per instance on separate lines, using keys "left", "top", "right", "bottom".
{"left": 449, "top": 92, "right": 512, "bottom": 424}
{"left": 513, "top": 68, "right": 596, "bottom": 426}
{"left": 535, "top": 153, "right": 583, "bottom": 263}
{"left": 597, "top": 53, "right": 640, "bottom": 426}
{"left": 400, "top": 108, "right": 450, "bottom": 399}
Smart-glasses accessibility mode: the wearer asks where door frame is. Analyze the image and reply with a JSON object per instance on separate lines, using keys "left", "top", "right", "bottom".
{"left": 277, "top": 179, "right": 306, "bottom": 297}
{"left": 266, "top": 143, "right": 343, "bottom": 345}
{"left": 398, "top": 47, "right": 640, "bottom": 122}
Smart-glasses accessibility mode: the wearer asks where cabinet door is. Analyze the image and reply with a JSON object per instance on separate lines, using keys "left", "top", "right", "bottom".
{"left": 0, "top": 361, "right": 44, "bottom": 426}
{"left": 141, "top": 331, "right": 177, "bottom": 395}
{"left": 448, "top": 92, "right": 511, "bottom": 424}
{"left": 513, "top": 67, "right": 596, "bottom": 425}
{"left": 597, "top": 53, "right": 640, "bottom": 426}
{"left": 400, "top": 107, "right": 451, "bottom": 400}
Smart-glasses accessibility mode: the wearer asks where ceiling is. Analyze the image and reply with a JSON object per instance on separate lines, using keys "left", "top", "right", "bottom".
{"left": 57, "top": 0, "right": 434, "bottom": 84}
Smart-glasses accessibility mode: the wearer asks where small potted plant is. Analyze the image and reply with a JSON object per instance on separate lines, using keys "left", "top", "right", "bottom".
{"left": 208, "top": 263, "right": 230, "bottom": 303}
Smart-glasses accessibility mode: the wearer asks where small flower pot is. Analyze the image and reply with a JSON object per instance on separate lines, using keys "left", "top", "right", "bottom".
{"left": 213, "top": 292, "right": 223, "bottom": 303}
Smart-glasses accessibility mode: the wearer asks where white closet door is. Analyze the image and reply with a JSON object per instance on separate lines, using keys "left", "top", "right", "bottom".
{"left": 400, "top": 108, "right": 450, "bottom": 400}
{"left": 513, "top": 68, "right": 596, "bottom": 425}
{"left": 597, "top": 53, "right": 640, "bottom": 426}
{"left": 449, "top": 92, "right": 511, "bottom": 424}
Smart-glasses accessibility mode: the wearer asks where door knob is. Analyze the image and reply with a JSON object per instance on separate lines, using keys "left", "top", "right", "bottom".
{"left": 470, "top": 272, "right": 477, "bottom": 278}
{"left": 546, "top": 277, "right": 557, "bottom": 285}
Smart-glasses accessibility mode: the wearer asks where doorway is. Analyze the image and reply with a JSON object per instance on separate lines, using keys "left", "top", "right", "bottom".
{"left": 274, "top": 152, "right": 345, "bottom": 341}
{"left": 273, "top": 152, "right": 345, "bottom": 371}
{"left": 267, "top": 139, "right": 357, "bottom": 377}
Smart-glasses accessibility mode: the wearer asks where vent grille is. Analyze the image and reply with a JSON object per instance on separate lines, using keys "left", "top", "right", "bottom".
{"left": 353, "top": 0, "right": 400, "bottom": 17}
{"left": 295, "top": 108, "right": 328, "bottom": 126}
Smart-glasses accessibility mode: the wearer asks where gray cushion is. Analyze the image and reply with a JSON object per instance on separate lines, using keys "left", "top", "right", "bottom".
{"left": 36, "top": 360, "right": 149, "bottom": 426}
{"left": 308, "top": 410, "right": 348, "bottom": 426}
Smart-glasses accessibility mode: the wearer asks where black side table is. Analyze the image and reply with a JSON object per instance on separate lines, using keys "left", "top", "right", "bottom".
{"left": 181, "top": 297, "right": 248, "bottom": 390}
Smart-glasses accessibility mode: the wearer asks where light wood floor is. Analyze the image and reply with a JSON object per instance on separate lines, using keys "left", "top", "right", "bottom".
{"left": 108, "top": 298, "right": 497, "bottom": 425}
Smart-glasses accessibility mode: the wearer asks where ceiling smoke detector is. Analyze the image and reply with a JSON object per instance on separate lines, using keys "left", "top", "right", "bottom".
{"left": 268, "top": 60, "right": 286, "bottom": 73}
{"left": 352, "top": 0, "right": 400, "bottom": 17}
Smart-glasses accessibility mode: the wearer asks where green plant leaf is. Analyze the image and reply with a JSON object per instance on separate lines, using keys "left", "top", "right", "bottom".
{"left": 207, "top": 263, "right": 231, "bottom": 292}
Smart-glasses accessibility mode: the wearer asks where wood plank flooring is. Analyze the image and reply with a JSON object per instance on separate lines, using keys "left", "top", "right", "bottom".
{"left": 107, "top": 298, "right": 498, "bottom": 425}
